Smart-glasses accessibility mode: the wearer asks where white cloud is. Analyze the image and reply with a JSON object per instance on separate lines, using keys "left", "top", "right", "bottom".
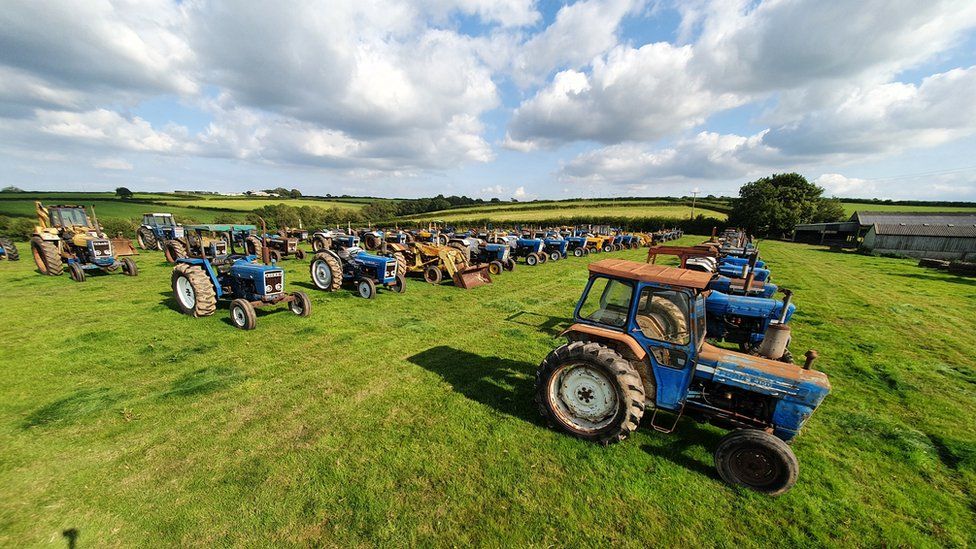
{"left": 93, "top": 158, "right": 133, "bottom": 171}
{"left": 513, "top": 186, "right": 527, "bottom": 198}
{"left": 36, "top": 109, "right": 186, "bottom": 153}
{"left": 511, "top": 0, "right": 644, "bottom": 86}
{"left": 480, "top": 184, "right": 505, "bottom": 195}
{"left": 507, "top": 42, "right": 742, "bottom": 148}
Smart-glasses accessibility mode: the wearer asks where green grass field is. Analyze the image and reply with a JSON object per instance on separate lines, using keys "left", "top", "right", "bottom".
{"left": 0, "top": 199, "right": 236, "bottom": 223}
{"left": 405, "top": 200, "right": 728, "bottom": 222}
{"left": 0, "top": 236, "right": 973, "bottom": 546}
{"left": 841, "top": 202, "right": 976, "bottom": 216}
{"left": 153, "top": 198, "right": 365, "bottom": 211}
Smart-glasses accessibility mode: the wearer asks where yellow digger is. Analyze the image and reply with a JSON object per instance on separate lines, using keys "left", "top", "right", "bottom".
{"left": 30, "top": 201, "right": 138, "bottom": 282}
{"left": 385, "top": 241, "right": 490, "bottom": 289}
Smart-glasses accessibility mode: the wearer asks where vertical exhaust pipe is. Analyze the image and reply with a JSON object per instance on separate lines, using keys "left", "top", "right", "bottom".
{"left": 778, "top": 289, "right": 793, "bottom": 323}
{"left": 742, "top": 253, "right": 757, "bottom": 293}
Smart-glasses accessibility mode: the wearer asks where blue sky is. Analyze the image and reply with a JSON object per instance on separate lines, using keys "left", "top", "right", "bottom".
{"left": 1, "top": 0, "right": 975, "bottom": 200}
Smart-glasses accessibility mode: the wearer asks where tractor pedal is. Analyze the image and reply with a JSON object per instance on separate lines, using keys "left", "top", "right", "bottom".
{"left": 648, "top": 405, "right": 683, "bottom": 434}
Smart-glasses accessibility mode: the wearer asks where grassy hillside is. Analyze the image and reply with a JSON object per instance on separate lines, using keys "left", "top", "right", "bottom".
{"left": 404, "top": 199, "right": 729, "bottom": 223}
{"left": 0, "top": 237, "right": 973, "bottom": 546}
{"left": 840, "top": 202, "right": 976, "bottom": 216}
{"left": 153, "top": 198, "right": 366, "bottom": 211}
{"left": 0, "top": 199, "right": 233, "bottom": 223}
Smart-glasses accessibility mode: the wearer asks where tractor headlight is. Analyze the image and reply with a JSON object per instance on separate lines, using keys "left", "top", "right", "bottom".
{"left": 275, "top": 283, "right": 282, "bottom": 291}
{"left": 265, "top": 284, "right": 272, "bottom": 293}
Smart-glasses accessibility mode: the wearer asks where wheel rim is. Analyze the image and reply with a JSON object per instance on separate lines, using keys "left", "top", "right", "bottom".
{"left": 358, "top": 281, "right": 371, "bottom": 298}
{"left": 728, "top": 447, "right": 781, "bottom": 488}
{"left": 232, "top": 305, "right": 246, "bottom": 326}
{"left": 176, "top": 276, "right": 196, "bottom": 308}
{"left": 549, "top": 363, "right": 618, "bottom": 432}
{"left": 290, "top": 297, "right": 304, "bottom": 314}
{"left": 312, "top": 260, "right": 333, "bottom": 288}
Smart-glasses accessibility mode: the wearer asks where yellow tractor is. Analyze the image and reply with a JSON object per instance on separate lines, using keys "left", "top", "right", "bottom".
{"left": 30, "top": 201, "right": 138, "bottom": 282}
{"left": 385, "top": 241, "right": 490, "bottom": 289}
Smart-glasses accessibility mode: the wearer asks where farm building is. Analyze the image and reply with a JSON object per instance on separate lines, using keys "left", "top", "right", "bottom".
{"left": 792, "top": 221, "right": 859, "bottom": 245}
{"left": 793, "top": 211, "right": 976, "bottom": 250}
{"left": 862, "top": 223, "right": 976, "bottom": 260}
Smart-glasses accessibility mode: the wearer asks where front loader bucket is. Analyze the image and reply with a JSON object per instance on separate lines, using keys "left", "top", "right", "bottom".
{"left": 111, "top": 237, "right": 138, "bottom": 256}
{"left": 452, "top": 263, "right": 492, "bottom": 289}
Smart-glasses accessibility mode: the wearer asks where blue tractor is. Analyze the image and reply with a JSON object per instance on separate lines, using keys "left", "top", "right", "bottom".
{"left": 535, "top": 258, "right": 829, "bottom": 495}
{"left": 163, "top": 224, "right": 254, "bottom": 264}
{"left": 170, "top": 225, "right": 311, "bottom": 330}
{"left": 309, "top": 234, "right": 405, "bottom": 299}
{"left": 501, "top": 236, "right": 546, "bottom": 266}
{"left": 137, "top": 213, "right": 184, "bottom": 251}
{"left": 565, "top": 236, "right": 590, "bottom": 257}
{"left": 451, "top": 237, "right": 515, "bottom": 275}
{"left": 0, "top": 237, "right": 19, "bottom": 261}
{"left": 706, "top": 289, "right": 796, "bottom": 361}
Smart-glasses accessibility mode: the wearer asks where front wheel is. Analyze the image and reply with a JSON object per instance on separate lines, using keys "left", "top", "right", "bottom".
{"left": 230, "top": 299, "right": 257, "bottom": 330}
{"left": 69, "top": 263, "right": 86, "bottom": 282}
{"left": 714, "top": 429, "right": 799, "bottom": 496}
{"left": 535, "top": 341, "right": 645, "bottom": 445}
{"left": 391, "top": 273, "right": 407, "bottom": 294}
{"left": 525, "top": 253, "right": 539, "bottom": 266}
{"left": 488, "top": 260, "right": 503, "bottom": 275}
{"left": 550, "top": 251, "right": 561, "bottom": 261}
{"left": 121, "top": 257, "right": 138, "bottom": 276}
{"left": 289, "top": 291, "right": 312, "bottom": 317}
{"left": 357, "top": 278, "right": 376, "bottom": 299}
{"left": 503, "top": 259, "right": 515, "bottom": 271}
{"left": 573, "top": 247, "right": 584, "bottom": 257}
{"left": 295, "top": 249, "right": 306, "bottom": 260}
{"left": 538, "top": 252, "right": 548, "bottom": 264}
{"left": 423, "top": 266, "right": 442, "bottom": 284}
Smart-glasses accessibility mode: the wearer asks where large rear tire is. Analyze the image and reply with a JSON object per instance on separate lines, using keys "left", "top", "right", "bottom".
{"left": 245, "top": 236, "right": 263, "bottom": 259}
{"left": 535, "top": 341, "right": 645, "bottom": 445}
{"left": 171, "top": 263, "right": 217, "bottom": 317}
{"left": 31, "top": 236, "right": 63, "bottom": 275}
{"left": 312, "top": 235, "right": 330, "bottom": 252}
{"left": 0, "top": 237, "right": 20, "bottom": 261}
{"left": 310, "top": 253, "right": 342, "bottom": 292}
{"left": 714, "top": 429, "right": 799, "bottom": 496}
{"left": 164, "top": 240, "right": 187, "bottom": 264}
{"left": 392, "top": 252, "right": 407, "bottom": 277}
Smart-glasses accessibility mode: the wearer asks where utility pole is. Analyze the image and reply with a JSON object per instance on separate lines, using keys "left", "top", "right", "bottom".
{"left": 690, "top": 189, "right": 699, "bottom": 219}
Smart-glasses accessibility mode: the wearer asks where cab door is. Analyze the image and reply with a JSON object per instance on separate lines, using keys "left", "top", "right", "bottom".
{"left": 628, "top": 284, "right": 698, "bottom": 410}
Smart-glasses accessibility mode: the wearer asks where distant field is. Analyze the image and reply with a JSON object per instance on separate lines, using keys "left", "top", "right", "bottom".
{"left": 840, "top": 202, "right": 976, "bottom": 216}
{"left": 0, "top": 199, "right": 232, "bottom": 223}
{"left": 405, "top": 200, "right": 728, "bottom": 222}
{"left": 155, "top": 198, "right": 364, "bottom": 211}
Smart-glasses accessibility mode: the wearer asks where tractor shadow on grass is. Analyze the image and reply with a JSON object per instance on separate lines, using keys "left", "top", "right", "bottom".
{"left": 639, "top": 420, "right": 723, "bottom": 480}
{"left": 505, "top": 311, "right": 571, "bottom": 336}
{"left": 407, "top": 346, "right": 541, "bottom": 425}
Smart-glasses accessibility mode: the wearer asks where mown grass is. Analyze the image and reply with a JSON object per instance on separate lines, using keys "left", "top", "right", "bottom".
{"left": 0, "top": 237, "right": 974, "bottom": 546}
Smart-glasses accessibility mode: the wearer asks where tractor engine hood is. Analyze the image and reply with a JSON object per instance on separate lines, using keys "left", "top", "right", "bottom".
{"left": 230, "top": 260, "right": 284, "bottom": 294}
{"left": 696, "top": 343, "right": 830, "bottom": 441}
{"left": 709, "top": 276, "right": 779, "bottom": 298}
{"left": 706, "top": 291, "right": 795, "bottom": 323}
{"left": 352, "top": 250, "right": 394, "bottom": 268}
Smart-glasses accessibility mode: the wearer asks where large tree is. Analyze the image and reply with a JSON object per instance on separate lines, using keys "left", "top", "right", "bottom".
{"left": 729, "top": 173, "right": 844, "bottom": 236}
{"left": 115, "top": 186, "right": 133, "bottom": 199}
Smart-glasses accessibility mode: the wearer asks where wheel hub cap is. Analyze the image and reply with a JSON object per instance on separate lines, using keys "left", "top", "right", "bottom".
{"left": 557, "top": 365, "right": 616, "bottom": 423}
{"left": 176, "top": 276, "right": 195, "bottom": 308}
{"left": 313, "top": 261, "right": 332, "bottom": 287}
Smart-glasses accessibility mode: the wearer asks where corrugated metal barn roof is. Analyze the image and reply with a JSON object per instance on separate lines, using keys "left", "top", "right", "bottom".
{"left": 851, "top": 211, "right": 976, "bottom": 226}
{"left": 871, "top": 223, "right": 976, "bottom": 237}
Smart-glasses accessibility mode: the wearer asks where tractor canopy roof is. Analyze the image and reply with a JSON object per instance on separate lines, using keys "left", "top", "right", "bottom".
{"left": 186, "top": 223, "right": 256, "bottom": 232}
{"left": 588, "top": 259, "right": 713, "bottom": 290}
